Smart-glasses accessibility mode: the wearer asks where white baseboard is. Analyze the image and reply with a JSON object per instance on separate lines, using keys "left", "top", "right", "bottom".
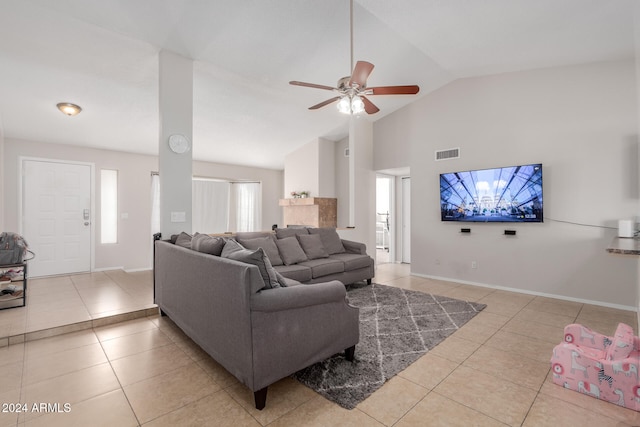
{"left": 92, "top": 266, "right": 124, "bottom": 272}
{"left": 124, "top": 267, "right": 152, "bottom": 273}
{"left": 412, "top": 272, "right": 637, "bottom": 313}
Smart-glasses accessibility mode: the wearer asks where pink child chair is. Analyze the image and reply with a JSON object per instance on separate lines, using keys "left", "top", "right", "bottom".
{"left": 550, "top": 323, "right": 640, "bottom": 411}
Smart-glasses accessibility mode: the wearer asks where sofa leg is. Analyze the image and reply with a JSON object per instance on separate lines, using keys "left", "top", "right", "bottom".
{"left": 160, "top": 309, "right": 167, "bottom": 317}
{"left": 366, "top": 279, "right": 372, "bottom": 285}
{"left": 345, "top": 345, "right": 356, "bottom": 362}
{"left": 254, "top": 387, "right": 268, "bottom": 410}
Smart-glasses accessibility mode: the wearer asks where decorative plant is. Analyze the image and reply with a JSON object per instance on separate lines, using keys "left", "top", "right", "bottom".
{"left": 300, "top": 191, "right": 309, "bottom": 197}
{"left": 291, "top": 191, "right": 300, "bottom": 198}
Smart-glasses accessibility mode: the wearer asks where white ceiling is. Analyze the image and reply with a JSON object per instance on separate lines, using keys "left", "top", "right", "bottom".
{"left": 0, "top": 0, "right": 635, "bottom": 169}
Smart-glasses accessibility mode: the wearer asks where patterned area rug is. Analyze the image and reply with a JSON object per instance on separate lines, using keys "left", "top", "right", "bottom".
{"left": 293, "top": 283, "right": 486, "bottom": 409}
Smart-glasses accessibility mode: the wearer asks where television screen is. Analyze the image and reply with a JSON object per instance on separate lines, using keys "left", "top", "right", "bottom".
{"left": 440, "top": 163, "right": 543, "bottom": 222}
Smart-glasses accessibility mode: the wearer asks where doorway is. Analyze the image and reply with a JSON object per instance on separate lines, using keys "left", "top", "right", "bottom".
{"left": 21, "top": 159, "right": 93, "bottom": 277}
{"left": 376, "top": 175, "right": 393, "bottom": 264}
{"left": 401, "top": 177, "right": 411, "bottom": 263}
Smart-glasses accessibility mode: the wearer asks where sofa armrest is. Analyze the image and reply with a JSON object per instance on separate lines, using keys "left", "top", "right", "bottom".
{"left": 341, "top": 239, "right": 366, "bottom": 255}
{"left": 251, "top": 280, "right": 347, "bottom": 312}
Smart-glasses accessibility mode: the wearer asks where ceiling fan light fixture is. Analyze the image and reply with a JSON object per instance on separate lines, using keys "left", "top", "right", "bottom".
{"left": 337, "top": 96, "right": 351, "bottom": 114}
{"left": 57, "top": 102, "right": 82, "bottom": 116}
{"left": 351, "top": 95, "right": 365, "bottom": 114}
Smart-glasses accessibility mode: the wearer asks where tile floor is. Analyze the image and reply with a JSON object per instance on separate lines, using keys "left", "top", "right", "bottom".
{"left": 0, "top": 264, "right": 639, "bottom": 426}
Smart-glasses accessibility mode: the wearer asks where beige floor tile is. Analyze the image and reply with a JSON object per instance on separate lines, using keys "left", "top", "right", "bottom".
{"left": 94, "top": 317, "right": 158, "bottom": 341}
{"left": 512, "top": 307, "right": 577, "bottom": 329}
{"left": 0, "top": 341, "right": 24, "bottom": 367}
{"left": 172, "top": 335, "right": 211, "bottom": 361}
{"left": 438, "top": 284, "right": 495, "bottom": 302}
{"left": 25, "top": 329, "right": 97, "bottom": 359}
{"left": 484, "top": 330, "right": 555, "bottom": 364}
{"left": 435, "top": 365, "right": 537, "bottom": 426}
{"left": 27, "top": 291, "right": 84, "bottom": 308}
{"left": 429, "top": 335, "right": 482, "bottom": 363}
{"left": 101, "top": 328, "right": 172, "bottom": 360}
{"left": 395, "top": 392, "right": 508, "bottom": 427}
{"left": 196, "top": 356, "right": 240, "bottom": 388}
{"left": 20, "top": 363, "right": 121, "bottom": 423}
{"left": 23, "top": 342, "right": 108, "bottom": 385}
{"left": 398, "top": 352, "right": 459, "bottom": 390}
{"left": 525, "top": 296, "right": 583, "bottom": 318}
{"left": 463, "top": 346, "right": 550, "bottom": 391}
{"left": 0, "top": 388, "right": 21, "bottom": 427}
{"left": 225, "top": 377, "right": 318, "bottom": 426}
{"left": 501, "top": 317, "right": 565, "bottom": 344}
{"left": 453, "top": 320, "right": 500, "bottom": 344}
{"left": 267, "top": 395, "right": 384, "bottom": 427}
{"left": 539, "top": 379, "right": 640, "bottom": 425}
{"left": 22, "top": 389, "right": 138, "bottom": 427}
{"left": 111, "top": 343, "right": 192, "bottom": 386}
{"left": 143, "top": 391, "right": 260, "bottom": 427}
{"left": 0, "top": 360, "right": 23, "bottom": 395}
{"left": 357, "top": 376, "right": 429, "bottom": 425}
{"left": 523, "top": 393, "right": 622, "bottom": 427}
{"left": 124, "top": 362, "right": 220, "bottom": 424}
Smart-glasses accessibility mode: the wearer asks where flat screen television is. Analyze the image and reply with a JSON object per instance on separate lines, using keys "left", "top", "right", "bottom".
{"left": 440, "top": 163, "right": 543, "bottom": 223}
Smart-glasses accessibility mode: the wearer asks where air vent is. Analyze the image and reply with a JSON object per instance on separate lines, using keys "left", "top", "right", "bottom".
{"left": 435, "top": 147, "right": 460, "bottom": 161}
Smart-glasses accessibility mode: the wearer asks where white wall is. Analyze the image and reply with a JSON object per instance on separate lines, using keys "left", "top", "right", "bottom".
{"left": 3, "top": 139, "right": 283, "bottom": 271}
{"left": 0, "top": 122, "right": 4, "bottom": 231}
{"left": 284, "top": 137, "right": 336, "bottom": 198}
{"left": 374, "top": 59, "right": 638, "bottom": 308}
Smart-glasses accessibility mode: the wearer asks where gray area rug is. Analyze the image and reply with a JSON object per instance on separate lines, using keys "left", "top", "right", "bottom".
{"left": 293, "top": 283, "right": 486, "bottom": 409}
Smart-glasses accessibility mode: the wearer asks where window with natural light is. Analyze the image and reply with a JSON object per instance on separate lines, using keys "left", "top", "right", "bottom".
{"left": 101, "top": 169, "right": 118, "bottom": 243}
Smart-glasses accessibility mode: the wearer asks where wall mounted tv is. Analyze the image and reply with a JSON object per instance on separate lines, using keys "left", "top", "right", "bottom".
{"left": 440, "top": 163, "right": 543, "bottom": 223}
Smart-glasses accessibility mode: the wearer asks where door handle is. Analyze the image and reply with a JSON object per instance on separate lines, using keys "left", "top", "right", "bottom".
{"left": 84, "top": 222, "right": 90, "bottom": 226}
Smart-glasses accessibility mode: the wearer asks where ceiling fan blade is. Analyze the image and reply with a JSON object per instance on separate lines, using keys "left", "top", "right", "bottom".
{"left": 369, "top": 85, "right": 420, "bottom": 95}
{"left": 309, "top": 96, "right": 341, "bottom": 110}
{"left": 349, "top": 61, "right": 374, "bottom": 88}
{"left": 290, "top": 81, "right": 336, "bottom": 91}
{"left": 361, "top": 96, "right": 379, "bottom": 114}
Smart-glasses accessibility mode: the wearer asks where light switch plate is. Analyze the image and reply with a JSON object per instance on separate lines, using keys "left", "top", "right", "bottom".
{"left": 170, "top": 211, "right": 186, "bottom": 223}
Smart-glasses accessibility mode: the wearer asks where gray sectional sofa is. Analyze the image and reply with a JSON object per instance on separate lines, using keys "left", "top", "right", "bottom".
{"left": 235, "top": 227, "right": 374, "bottom": 286}
{"left": 153, "top": 229, "right": 363, "bottom": 410}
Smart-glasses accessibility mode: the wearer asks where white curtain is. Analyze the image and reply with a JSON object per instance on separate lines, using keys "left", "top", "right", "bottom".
{"left": 192, "top": 179, "right": 230, "bottom": 234}
{"left": 229, "top": 182, "right": 261, "bottom": 232}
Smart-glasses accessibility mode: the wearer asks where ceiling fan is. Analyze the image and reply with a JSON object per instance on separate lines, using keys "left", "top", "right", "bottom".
{"left": 289, "top": 0, "right": 419, "bottom": 115}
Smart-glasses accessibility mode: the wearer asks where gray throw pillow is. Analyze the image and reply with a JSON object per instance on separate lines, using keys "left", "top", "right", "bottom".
{"left": 308, "top": 228, "right": 345, "bottom": 254}
{"left": 297, "top": 233, "right": 329, "bottom": 260}
{"left": 274, "top": 270, "right": 289, "bottom": 287}
{"left": 174, "top": 232, "right": 193, "bottom": 249}
{"left": 275, "top": 237, "right": 308, "bottom": 265}
{"left": 221, "top": 239, "right": 280, "bottom": 290}
{"left": 275, "top": 227, "right": 309, "bottom": 240}
{"left": 237, "top": 236, "right": 283, "bottom": 266}
{"left": 191, "top": 232, "right": 225, "bottom": 256}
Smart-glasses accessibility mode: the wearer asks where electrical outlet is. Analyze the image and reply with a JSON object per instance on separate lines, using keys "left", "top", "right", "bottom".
{"left": 471, "top": 261, "right": 477, "bottom": 269}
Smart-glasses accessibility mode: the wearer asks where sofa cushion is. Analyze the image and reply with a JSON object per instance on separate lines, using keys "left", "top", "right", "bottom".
{"left": 237, "top": 235, "right": 283, "bottom": 266}
{"left": 174, "top": 232, "right": 193, "bottom": 249}
{"left": 221, "top": 239, "right": 280, "bottom": 289}
{"left": 191, "top": 232, "right": 225, "bottom": 256}
{"left": 275, "top": 227, "right": 309, "bottom": 240}
{"left": 328, "top": 253, "right": 372, "bottom": 271}
{"left": 298, "top": 258, "right": 344, "bottom": 279}
{"left": 297, "top": 234, "right": 329, "bottom": 260}
{"left": 308, "top": 228, "right": 345, "bottom": 255}
{"left": 275, "top": 237, "right": 308, "bottom": 265}
{"left": 274, "top": 264, "right": 312, "bottom": 283}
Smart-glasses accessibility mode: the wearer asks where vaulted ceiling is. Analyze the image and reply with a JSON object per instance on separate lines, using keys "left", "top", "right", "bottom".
{"left": 0, "top": 1, "right": 635, "bottom": 169}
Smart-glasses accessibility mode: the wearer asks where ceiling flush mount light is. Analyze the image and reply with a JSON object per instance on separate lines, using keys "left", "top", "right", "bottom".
{"left": 57, "top": 102, "right": 82, "bottom": 116}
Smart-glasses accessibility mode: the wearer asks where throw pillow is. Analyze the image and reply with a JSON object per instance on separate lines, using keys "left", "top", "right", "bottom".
{"left": 275, "top": 236, "right": 308, "bottom": 265}
{"left": 174, "top": 232, "right": 193, "bottom": 249}
{"left": 275, "top": 227, "right": 309, "bottom": 240}
{"left": 237, "top": 236, "right": 283, "bottom": 266}
{"left": 191, "top": 232, "right": 225, "bottom": 256}
{"left": 274, "top": 270, "right": 289, "bottom": 287}
{"left": 297, "top": 233, "right": 329, "bottom": 260}
{"left": 221, "top": 239, "right": 280, "bottom": 290}
{"left": 308, "top": 228, "right": 345, "bottom": 254}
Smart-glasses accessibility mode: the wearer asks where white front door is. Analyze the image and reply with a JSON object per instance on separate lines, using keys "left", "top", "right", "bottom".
{"left": 23, "top": 160, "right": 92, "bottom": 277}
